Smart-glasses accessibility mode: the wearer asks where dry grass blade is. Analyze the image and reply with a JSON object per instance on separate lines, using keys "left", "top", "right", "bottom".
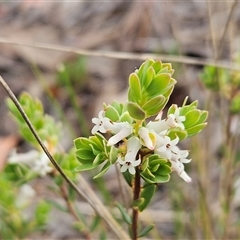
{"left": 0, "top": 37, "right": 239, "bottom": 71}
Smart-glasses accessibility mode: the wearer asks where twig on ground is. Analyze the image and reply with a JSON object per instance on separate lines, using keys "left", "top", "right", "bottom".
{"left": 0, "top": 37, "right": 240, "bottom": 71}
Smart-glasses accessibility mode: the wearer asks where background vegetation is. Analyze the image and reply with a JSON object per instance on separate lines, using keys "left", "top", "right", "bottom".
{"left": 0, "top": 1, "right": 240, "bottom": 239}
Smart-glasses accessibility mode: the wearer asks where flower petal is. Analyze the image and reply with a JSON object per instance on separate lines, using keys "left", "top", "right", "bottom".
{"left": 128, "top": 165, "right": 136, "bottom": 175}
{"left": 125, "top": 137, "right": 141, "bottom": 160}
{"left": 107, "top": 125, "right": 132, "bottom": 146}
{"left": 132, "top": 158, "right": 141, "bottom": 167}
{"left": 120, "top": 164, "right": 128, "bottom": 173}
{"left": 179, "top": 171, "right": 192, "bottom": 183}
{"left": 139, "top": 127, "right": 155, "bottom": 150}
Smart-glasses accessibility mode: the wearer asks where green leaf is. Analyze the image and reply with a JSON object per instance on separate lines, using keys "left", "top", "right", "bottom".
{"left": 105, "top": 105, "right": 120, "bottom": 122}
{"left": 155, "top": 164, "right": 172, "bottom": 175}
{"left": 75, "top": 163, "right": 96, "bottom": 171}
{"left": 162, "top": 63, "right": 174, "bottom": 74}
{"left": 93, "top": 161, "right": 111, "bottom": 179}
{"left": 138, "top": 184, "right": 156, "bottom": 211}
{"left": 140, "top": 173, "right": 156, "bottom": 184}
{"left": 109, "top": 146, "right": 118, "bottom": 164}
{"left": 152, "top": 60, "right": 162, "bottom": 74}
{"left": 46, "top": 199, "right": 68, "bottom": 212}
{"left": 184, "top": 109, "right": 201, "bottom": 128}
{"left": 138, "top": 224, "right": 155, "bottom": 238}
{"left": 119, "top": 111, "right": 133, "bottom": 123}
{"left": 137, "top": 59, "right": 155, "bottom": 84}
{"left": 90, "top": 215, "right": 101, "bottom": 232}
{"left": 93, "top": 153, "right": 106, "bottom": 165}
{"left": 145, "top": 73, "right": 171, "bottom": 97}
{"left": 149, "top": 158, "right": 167, "bottom": 166}
{"left": 167, "top": 104, "right": 177, "bottom": 115}
{"left": 151, "top": 164, "right": 160, "bottom": 172}
{"left": 167, "top": 128, "right": 188, "bottom": 140}
{"left": 127, "top": 102, "right": 146, "bottom": 120}
{"left": 35, "top": 200, "right": 51, "bottom": 226}
{"left": 142, "top": 95, "right": 165, "bottom": 116}
{"left": 94, "top": 132, "right": 108, "bottom": 143}
{"left": 115, "top": 202, "right": 132, "bottom": 225}
{"left": 186, "top": 123, "right": 207, "bottom": 137}
{"left": 196, "top": 111, "right": 208, "bottom": 124}
{"left": 74, "top": 137, "right": 90, "bottom": 149}
{"left": 75, "top": 149, "right": 95, "bottom": 161}
{"left": 132, "top": 198, "right": 144, "bottom": 208}
{"left": 145, "top": 167, "right": 155, "bottom": 178}
{"left": 141, "top": 158, "right": 149, "bottom": 172}
{"left": 89, "top": 136, "right": 104, "bottom": 151}
{"left": 144, "top": 66, "right": 155, "bottom": 89}
{"left": 122, "top": 170, "right": 133, "bottom": 187}
{"left": 100, "top": 230, "right": 107, "bottom": 240}
{"left": 110, "top": 101, "right": 123, "bottom": 114}
{"left": 128, "top": 73, "right": 142, "bottom": 102}
{"left": 153, "top": 174, "right": 171, "bottom": 183}
{"left": 181, "top": 101, "right": 198, "bottom": 115}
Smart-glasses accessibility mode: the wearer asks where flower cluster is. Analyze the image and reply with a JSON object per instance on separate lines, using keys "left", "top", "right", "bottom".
{"left": 8, "top": 149, "right": 53, "bottom": 176}
{"left": 91, "top": 107, "right": 191, "bottom": 182}
{"left": 74, "top": 59, "right": 207, "bottom": 185}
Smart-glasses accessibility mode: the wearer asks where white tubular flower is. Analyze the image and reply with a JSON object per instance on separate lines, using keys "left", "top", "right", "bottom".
{"left": 107, "top": 122, "right": 133, "bottom": 146}
{"left": 155, "top": 136, "right": 179, "bottom": 159}
{"left": 8, "top": 149, "right": 39, "bottom": 165}
{"left": 117, "top": 136, "right": 141, "bottom": 175}
{"left": 138, "top": 127, "right": 156, "bottom": 150}
{"left": 172, "top": 148, "right": 191, "bottom": 164}
{"left": 8, "top": 149, "right": 53, "bottom": 176}
{"left": 170, "top": 160, "right": 192, "bottom": 183}
{"left": 147, "top": 119, "right": 169, "bottom": 134}
{"left": 32, "top": 153, "right": 53, "bottom": 176}
{"left": 16, "top": 184, "right": 36, "bottom": 208}
{"left": 167, "top": 107, "right": 186, "bottom": 130}
{"left": 91, "top": 110, "right": 113, "bottom": 134}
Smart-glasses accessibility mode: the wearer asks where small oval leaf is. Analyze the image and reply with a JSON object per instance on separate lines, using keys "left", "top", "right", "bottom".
{"left": 142, "top": 95, "right": 165, "bottom": 117}
{"left": 115, "top": 202, "right": 132, "bottom": 225}
{"left": 93, "top": 161, "right": 111, "bottom": 179}
{"left": 127, "top": 102, "right": 146, "bottom": 120}
{"left": 138, "top": 184, "right": 156, "bottom": 212}
{"left": 138, "top": 224, "right": 155, "bottom": 238}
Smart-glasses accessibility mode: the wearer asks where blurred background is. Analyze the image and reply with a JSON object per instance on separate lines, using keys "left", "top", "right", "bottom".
{"left": 0, "top": 1, "right": 240, "bottom": 239}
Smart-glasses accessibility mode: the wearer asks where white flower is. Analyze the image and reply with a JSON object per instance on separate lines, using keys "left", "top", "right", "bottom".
{"left": 32, "top": 153, "right": 53, "bottom": 176}
{"left": 172, "top": 148, "right": 191, "bottom": 163}
{"left": 167, "top": 107, "right": 186, "bottom": 130}
{"left": 170, "top": 159, "right": 192, "bottom": 183}
{"left": 167, "top": 147, "right": 192, "bottom": 182}
{"left": 155, "top": 136, "right": 179, "bottom": 159}
{"left": 8, "top": 149, "right": 53, "bottom": 176}
{"left": 179, "top": 171, "right": 192, "bottom": 183}
{"left": 147, "top": 119, "right": 169, "bottom": 134}
{"left": 138, "top": 127, "right": 156, "bottom": 150}
{"left": 8, "top": 149, "right": 39, "bottom": 164}
{"left": 147, "top": 108, "right": 186, "bottom": 133}
{"left": 16, "top": 184, "right": 36, "bottom": 208}
{"left": 91, "top": 110, "right": 113, "bottom": 134}
{"left": 117, "top": 136, "right": 141, "bottom": 174}
{"left": 91, "top": 110, "right": 133, "bottom": 145}
{"left": 107, "top": 122, "right": 133, "bottom": 146}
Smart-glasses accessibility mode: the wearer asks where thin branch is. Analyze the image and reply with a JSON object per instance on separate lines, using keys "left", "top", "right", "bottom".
{"left": 0, "top": 75, "right": 130, "bottom": 240}
{"left": 115, "top": 164, "right": 129, "bottom": 208}
{"left": 207, "top": 0, "right": 218, "bottom": 59}
{"left": 132, "top": 166, "right": 141, "bottom": 240}
{"left": 0, "top": 37, "right": 240, "bottom": 71}
{"left": 217, "top": 0, "right": 238, "bottom": 58}
{"left": 60, "top": 184, "right": 92, "bottom": 240}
